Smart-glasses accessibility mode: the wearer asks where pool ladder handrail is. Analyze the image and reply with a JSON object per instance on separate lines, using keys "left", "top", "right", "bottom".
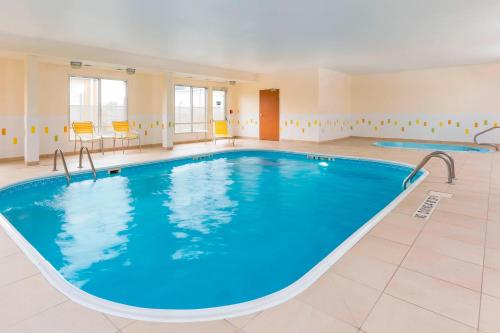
{"left": 78, "top": 146, "right": 97, "bottom": 181}
{"left": 474, "top": 126, "right": 499, "bottom": 151}
{"left": 52, "top": 149, "right": 71, "bottom": 185}
{"left": 402, "top": 151, "right": 455, "bottom": 189}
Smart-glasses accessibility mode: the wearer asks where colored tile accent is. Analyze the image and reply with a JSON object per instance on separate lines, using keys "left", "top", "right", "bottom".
{"left": 13, "top": 137, "right": 17, "bottom": 144}
{"left": 31, "top": 126, "right": 36, "bottom": 134}
{"left": 1, "top": 128, "right": 6, "bottom": 135}
{"left": 44, "top": 127, "right": 49, "bottom": 134}
{"left": 64, "top": 126, "right": 68, "bottom": 133}
{"left": 54, "top": 135, "right": 59, "bottom": 142}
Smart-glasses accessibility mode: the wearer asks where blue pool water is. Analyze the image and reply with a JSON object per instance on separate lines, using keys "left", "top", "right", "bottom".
{"left": 375, "top": 141, "right": 490, "bottom": 152}
{"left": 0, "top": 151, "right": 420, "bottom": 310}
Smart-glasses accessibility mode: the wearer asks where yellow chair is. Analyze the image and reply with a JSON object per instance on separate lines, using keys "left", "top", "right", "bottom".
{"left": 72, "top": 121, "right": 103, "bottom": 154}
{"left": 213, "top": 120, "right": 235, "bottom": 146}
{"left": 112, "top": 121, "right": 141, "bottom": 153}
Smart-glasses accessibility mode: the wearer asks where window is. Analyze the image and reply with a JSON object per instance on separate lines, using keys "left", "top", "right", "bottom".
{"left": 69, "top": 76, "right": 127, "bottom": 138}
{"left": 212, "top": 89, "right": 227, "bottom": 121}
{"left": 175, "top": 85, "right": 207, "bottom": 133}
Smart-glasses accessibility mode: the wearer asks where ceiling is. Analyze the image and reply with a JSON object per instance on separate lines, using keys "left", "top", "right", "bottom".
{"left": 1, "top": 0, "right": 500, "bottom": 74}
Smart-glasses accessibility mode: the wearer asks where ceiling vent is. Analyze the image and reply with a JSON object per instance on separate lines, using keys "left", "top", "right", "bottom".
{"left": 126, "top": 68, "right": 136, "bottom": 75}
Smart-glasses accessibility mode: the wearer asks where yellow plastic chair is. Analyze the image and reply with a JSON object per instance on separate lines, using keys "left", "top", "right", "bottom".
{"left": 213, "top": 120, "right": 235, "bottom": 146}
{"left": 72, "top": 121, "right": 103, "bottom": 154}
{"left": 112, "top": 121, "right": 141, "bottom": 153}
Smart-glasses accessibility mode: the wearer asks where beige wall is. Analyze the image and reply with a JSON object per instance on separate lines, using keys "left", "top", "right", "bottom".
{"left": 0, "top": 56, "right": 235, "bottom": 158}
{"left": 3, "top": 54, "right": 500, "bottom": 159}
{"left": 232, "top": 68, "right": 352, "bottom": 142}
{"left": 232, "top": 69, "right": 319, "bottom": 141}
{"left": 35, "top": 63, "right": 165, "bottom": 154}
{"left": 0, "top": 58, "right": 24, "bottom": 116}
{"left": 318, "top": 69, "right": 352, "bottom": 141}
{"left": 0, "top": 58, "right": 165, "bottom": 158}
{"left": 352, "top": 63, "right": 500, "bottom": 143}
{"left": 0, "top": 58, "right": 25, "bottom": 157}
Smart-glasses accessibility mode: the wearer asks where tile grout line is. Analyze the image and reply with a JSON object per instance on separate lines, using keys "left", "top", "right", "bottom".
{"left": 385, "top": 293, "right": 479, "bottom": 330}
{"left": 358, "top": 171, "right": 484, "bottom": 330}
{"left": 0, "top": 271, "right": 41, "bottom": 289}
{"left": 476, "top": 155, "right": 493, "bottom": 332}
{"left": 397, "top": 264, "right": 482, "bottom": 294}
{"left": 358, "top": 178, "right": 436, "bottom": 330}
{"left": 1, "top": 298, "right": 70, "bottom": 331}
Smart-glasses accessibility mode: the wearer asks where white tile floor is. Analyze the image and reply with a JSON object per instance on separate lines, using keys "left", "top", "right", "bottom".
{"left": 0, "top": 137, "right": 499, "bottom": 332}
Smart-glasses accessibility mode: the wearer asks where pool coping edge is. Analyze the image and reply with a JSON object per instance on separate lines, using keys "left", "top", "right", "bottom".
{"left": 0, "top": 148, "right": 429, "bottom": 322}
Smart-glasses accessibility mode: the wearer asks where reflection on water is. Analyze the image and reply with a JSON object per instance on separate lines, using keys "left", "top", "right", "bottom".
{"left": 51, "top": 177, "right": 133, "bottom": 285}
{"left": 164, "top": 158, "right": 237, "bottom": 260}
{"left": 235, "top": 157, "right": 263, "bottom": 202}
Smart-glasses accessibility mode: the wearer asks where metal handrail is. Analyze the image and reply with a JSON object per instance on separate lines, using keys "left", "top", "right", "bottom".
{"left": 52, "top": 149, "right": 71, "bottom": 185}
{"left": 430, "top": 151, "right": 456, "bottom": 179}
{"left": 474, "top": 126, "right": 499, "bottom": 151}
{"left": 403, "top": 151, "right": 455, "bottom": 189}
{"left": 78, "top": 146, "right": 97, "bottom": 181}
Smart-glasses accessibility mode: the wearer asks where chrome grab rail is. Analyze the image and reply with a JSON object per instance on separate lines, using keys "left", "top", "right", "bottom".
{"left": 52, "top": 149, "right": 71, "bottom": 185}
{"left": 431, "top": 151, "right": 456, "bottom": 179}
{"left": 78, "top": 146, "right": 97, "bottom": 181}
{"left": 403, "top": 151, "right": 455, "bottom": 189}
{"left": 474, "top": 126, "right": 499, "bottom": 151}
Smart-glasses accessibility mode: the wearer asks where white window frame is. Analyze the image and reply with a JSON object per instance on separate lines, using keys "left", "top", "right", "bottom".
{"left": 68, "top": 75, "right": 128, "bottom": 139}
{"left": 174, "top": 85, "right": 208, "bottom": 134}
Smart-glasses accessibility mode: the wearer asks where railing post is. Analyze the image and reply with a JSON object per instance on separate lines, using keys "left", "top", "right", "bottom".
{"left": 52, "top": 149, "right": 71, "bottom": 185}
{"left": 403, "top": 151, "right": 455, "bottom": 189}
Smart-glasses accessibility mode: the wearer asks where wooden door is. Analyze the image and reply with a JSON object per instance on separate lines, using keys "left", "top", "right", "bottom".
{"left": 259, "top": 89, "right": 279, "bottom": 141}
